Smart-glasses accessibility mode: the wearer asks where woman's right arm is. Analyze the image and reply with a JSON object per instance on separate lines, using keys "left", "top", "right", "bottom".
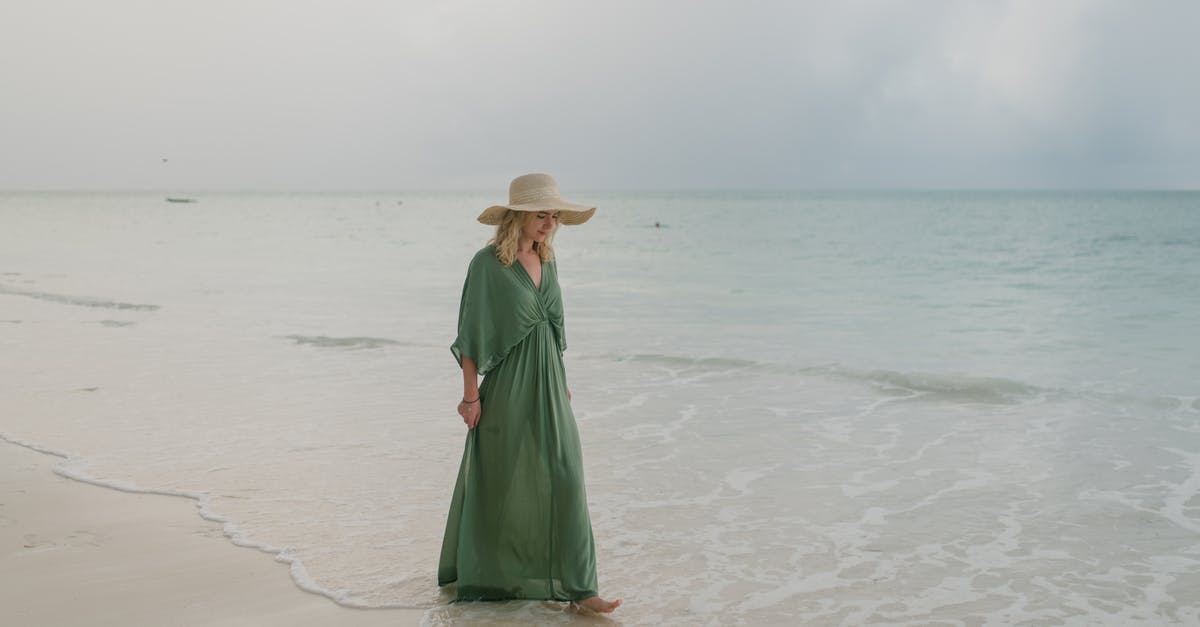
{"left": 457, "top": 356, "right": 481, "bottom": 429}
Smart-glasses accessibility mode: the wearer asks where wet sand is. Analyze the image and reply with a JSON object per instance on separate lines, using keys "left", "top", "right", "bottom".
{"left": 0, "top": 441, "right": 423, "bottom": 627}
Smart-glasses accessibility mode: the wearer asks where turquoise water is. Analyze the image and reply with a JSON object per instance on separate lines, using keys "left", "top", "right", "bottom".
{"left": 567, "top": 190, "right": 1200, "bottom": 397}
{"left": 2, "top": 190, "right": 1198, "bottom": 625}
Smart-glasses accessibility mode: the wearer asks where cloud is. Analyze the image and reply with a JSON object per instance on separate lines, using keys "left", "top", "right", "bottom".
{"left": 0, "top": 0, "right": 1196, "bottom": 189}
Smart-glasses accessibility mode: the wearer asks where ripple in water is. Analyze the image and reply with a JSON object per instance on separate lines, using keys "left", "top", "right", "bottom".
{"left": 0, "top": 285, "right": 160, "bottom": 311}
{"left": 283, "top": 334, "right": 417, "bottom": 350}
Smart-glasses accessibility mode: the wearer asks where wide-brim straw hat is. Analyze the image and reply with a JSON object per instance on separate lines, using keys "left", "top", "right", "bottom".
{"left": 477, "top": 173, "right": 596, "bottom": 226}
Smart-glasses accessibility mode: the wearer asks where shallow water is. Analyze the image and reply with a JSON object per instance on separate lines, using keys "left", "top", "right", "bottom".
{"left": 2, "top": 190, "right": 1198, "bottom": 625}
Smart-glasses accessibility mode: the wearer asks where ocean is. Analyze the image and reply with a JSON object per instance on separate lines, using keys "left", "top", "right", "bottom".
{"left": 2, "top": 190, "right": 1198, "bottom": 625}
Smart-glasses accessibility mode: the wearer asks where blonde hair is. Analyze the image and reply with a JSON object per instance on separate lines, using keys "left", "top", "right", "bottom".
{"left": 489, "top": 210, "right": 557, "bottom": 266}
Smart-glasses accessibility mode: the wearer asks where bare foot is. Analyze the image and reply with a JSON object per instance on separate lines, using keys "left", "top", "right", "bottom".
{"left": 573, "top": 596, "right": 622, "bottom": 613}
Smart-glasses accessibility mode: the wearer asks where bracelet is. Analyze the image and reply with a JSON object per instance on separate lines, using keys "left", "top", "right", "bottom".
{"left": 462, "top": 397, "right": 479, "bottom": 404}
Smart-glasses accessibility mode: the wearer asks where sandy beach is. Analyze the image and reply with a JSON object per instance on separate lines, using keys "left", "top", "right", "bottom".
{"left": 3, "top": 192, "right": 1198, "bottom": 624}
{"left": 0, "top": 441, "right": 423, "bottom": 627}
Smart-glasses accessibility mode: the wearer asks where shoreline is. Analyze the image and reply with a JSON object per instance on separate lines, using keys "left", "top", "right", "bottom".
{"left": 0, "top": 440, "right": 423, "bottom": 626}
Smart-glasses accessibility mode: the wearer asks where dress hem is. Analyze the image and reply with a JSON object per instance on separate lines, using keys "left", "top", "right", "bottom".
{"left": 437, "top": 581, "right": 598, "bottom": 604}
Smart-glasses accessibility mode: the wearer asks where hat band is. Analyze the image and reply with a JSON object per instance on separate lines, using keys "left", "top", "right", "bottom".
{"left": 509, "top": 186, "right": 560, "bottom": 205}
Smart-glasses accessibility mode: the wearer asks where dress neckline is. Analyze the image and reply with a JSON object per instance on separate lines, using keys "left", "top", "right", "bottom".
{"left": 513, "top": 256, "right": 545, "bottom": 292}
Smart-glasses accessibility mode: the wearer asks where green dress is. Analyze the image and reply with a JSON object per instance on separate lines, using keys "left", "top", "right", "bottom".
{"left": 438, "top": 245, "right": 599, "bottom": 602}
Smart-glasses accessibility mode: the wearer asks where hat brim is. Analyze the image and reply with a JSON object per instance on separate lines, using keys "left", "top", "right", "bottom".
{"left": 477, "top": 198, "right": 596, "bottom": 226}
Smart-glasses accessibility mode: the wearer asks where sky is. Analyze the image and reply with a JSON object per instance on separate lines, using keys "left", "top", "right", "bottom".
{"left": 1, "top": 0, "right": 1198, "bottom": 190}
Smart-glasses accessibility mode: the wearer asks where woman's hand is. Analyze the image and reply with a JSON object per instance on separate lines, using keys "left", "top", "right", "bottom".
{"left": 567, "top": 388, "right": 572, "bottom": 402}
{"left": 458, "top": 356, "right": 481, "bottom": 429}
{"left": 457, "top": 399, "right": 481, "bottom": 429}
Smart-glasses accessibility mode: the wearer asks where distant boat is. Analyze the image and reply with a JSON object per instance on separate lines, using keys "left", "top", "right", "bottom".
{"left": 165, "top": 197, "right": 196, "bottom": 203}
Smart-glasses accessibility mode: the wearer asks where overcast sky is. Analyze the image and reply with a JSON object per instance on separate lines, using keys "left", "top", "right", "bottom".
{"left": 2, "top": 1, "right": 1197, "bottom": 190}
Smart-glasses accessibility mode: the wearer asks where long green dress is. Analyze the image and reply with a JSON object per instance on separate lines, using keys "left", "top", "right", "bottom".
{"left": 438, "top": 244, "right": 599, "bottom": 602}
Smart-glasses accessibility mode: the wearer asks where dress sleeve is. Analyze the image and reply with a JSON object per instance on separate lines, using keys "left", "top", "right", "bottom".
{"left": 450, "top": 248, "right": 527, "bottom": 376}
{"left": 545, "top": 260, "right": 567, "bottom": 354}
{"left": 451, "top": 252, "right": 494, "bottom": 373}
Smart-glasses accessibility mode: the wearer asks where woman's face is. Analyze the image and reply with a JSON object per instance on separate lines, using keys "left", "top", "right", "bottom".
{"left": 521, "top": 211, "right": 559, "bottom": 244}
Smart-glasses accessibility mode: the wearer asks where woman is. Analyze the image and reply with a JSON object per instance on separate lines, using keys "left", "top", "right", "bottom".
{"left": 437, "top": 173, "right": 620, "bottom": 614}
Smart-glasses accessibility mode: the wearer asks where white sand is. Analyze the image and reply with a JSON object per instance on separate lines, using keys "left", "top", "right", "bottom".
{"left": 0, "top": 442, "right": 424, "bottom": 627}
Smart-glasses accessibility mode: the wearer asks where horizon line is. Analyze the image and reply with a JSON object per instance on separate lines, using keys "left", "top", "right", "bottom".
{"left": 3, "top": 186, "right": 1198, "bottom": 194}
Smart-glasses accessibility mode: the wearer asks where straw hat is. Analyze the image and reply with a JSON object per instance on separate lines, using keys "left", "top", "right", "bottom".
{"left": 477, "top": 173, "right": 596, "bottom": 226}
